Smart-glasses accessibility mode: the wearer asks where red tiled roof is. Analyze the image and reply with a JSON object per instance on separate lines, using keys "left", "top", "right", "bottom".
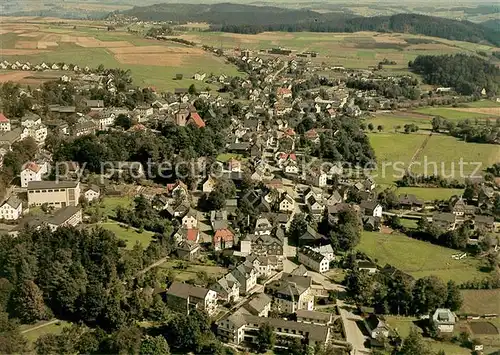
{"left": 23, "top": 162, "right": 41, "bottom": 173}
{"left": 0, "top": 113, "right": 9, "bottom": 123}
{"left": 277, "top": 87, "right": 291, "bottom": 95}
{"left": 289, "top": 153, "right": 297, "bottom": 161}
{"left": 305, "top": 129, "right": 319, "bottom": 139}
{"left": 284, "top": 128, "right": 295, "bottom": 136}
{"left": 186, "top": 228, "right": 199, "bottom": 242}
{"left": 189, "top": 112, "right": 205, "bottom": 128}
{"left": 213, "top": 229, "right": 234, "bottom": 242}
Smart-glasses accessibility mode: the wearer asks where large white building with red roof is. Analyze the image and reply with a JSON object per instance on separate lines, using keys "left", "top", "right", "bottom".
{"left": 0, "top": 113, "right": 11, "bottom": 132}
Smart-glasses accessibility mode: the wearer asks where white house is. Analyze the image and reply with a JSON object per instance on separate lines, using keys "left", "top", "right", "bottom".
{"left": 20, "top": 162, "right": 43, "bottom": 188}
{"left": 84, "top": 185, "right": 101, "bottom": 202}
{"left": 0, "top": 113, "right": 11, "bottom": 132}
{"left": 311, "top": 244, "right": 335, "bottom": 262}
{"left": 360, "top": 200, "right": 383, "bottom": 218}
{"left": 182, "top": 209, "right": 198, "bottom": 229}
{"left": 298, "top": 246, "right": 330, "bottom": 273}
{"left": 0, "top": 196, "right": 23, "bottom": 220}
{"left": 432, "top": 309, "right": 456, "bottom": 333}
{"left": 279, "top": 193, "right": 295, "bottom": 212}
{"left": 21, "top": 115, "right": 47, "bottom": 144}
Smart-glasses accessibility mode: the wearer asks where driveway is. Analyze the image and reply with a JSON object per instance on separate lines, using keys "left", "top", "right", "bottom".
{"left": 338, "top": 301, "right": 371, "bottom": 355}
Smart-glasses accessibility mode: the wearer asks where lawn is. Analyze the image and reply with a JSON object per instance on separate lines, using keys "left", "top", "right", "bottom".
{"left": 366, "top": 113, "right": 433, "bottom": 132}
{"left": 368, "top": 133, "right": 427, "bottom": 184}
{"left": 216, "top": 153, "right": 244, "bottom": 162}
{"left": 412, "top": 135, "right": 500, "bottom": 179}
{"left": 159, "top": 259, "right": 228, "bottom": 282}
{"left": 464, "top": 100, "right": 500, "bottom": 108}
{"left": 98, "top": 221, "right": 154, "bottom": 249}
{"left": 399, "top": 219, "right": 419, "bottom": 229}
{"left": 99, "top": 196, "right": 133, "bottom": 218}
{"left": 385, "top": 316, "right": 470, "bottom": 354}
{"left": 357, "top": 231, "right": 489, "bottom": 283}
{"left": 413, "top": 107, "right": 496, "bottom": 120}
{"left": 20, "top": 320, "right": 71, "bottom": 345}
{"left": 395, "top": 187, "right": 464, "bottom": 201}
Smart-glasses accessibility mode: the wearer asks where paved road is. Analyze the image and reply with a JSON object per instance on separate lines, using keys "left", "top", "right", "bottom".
{"left": 338, "top": 301, "right": 371, "bottom": 355}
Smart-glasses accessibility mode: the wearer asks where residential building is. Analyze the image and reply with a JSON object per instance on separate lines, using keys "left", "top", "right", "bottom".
{"left": 306, "top": 171, "right": 327, "bottom": 188}
{"left": 27, "top": 181, "right": 80, "bottom": 207}
{"left": 398, "top": 194, "right": 424, "bottom": 210}
{"left": 311, "top": 244, "right": 335, "bottom": 262}
{"left": 47, "top": 206, "right": 82, "bottom": 231}
{"left": 296, "top": 309, "right": 333, "bottom": 326}
{"left": 165, "top": 282, "right": 217, "bottom": 316}
{"left": 0, "top": 196, "right": 23, "bottom": 220}
{"left": 182, "top": 209, "right": 198, "bottom": 229}
{"left": 360, "top": 200, "right": 383, "bottom": 218}
{"left": 365, "top": 314, "right": 390, "bottom": 339}
{"left": 202, "top": 176, "right": 217, "bottom": 193}
{"left": 230, "top": 263, "right": 257, "bottom": 294}
{"left": 297, "top": 246, "right": 330, "bottom": 273}
{"left": 432, "top": 212, "right": 457, "bottom": 231}
{"left": 474, "top": 215, "right": 495, "bottom": 233}
{"left": 299, "top": 225, "right": 327, "bottom": 246}
{"left": 432, "top": 308, "right": 456, "bottom": 333}
{"left": 0, "top": 127, "right": 24, "bottom": 148}
{"left": 21, "top": 114, "right": 47, "bottom": 143}
{"left": 240, "top": 233, "right": 285, "bottom": 257}
{"left": 84, "top": 185, "right": 101, "bottom": 202}
{"left": 213, "top": 229, "right": 235, "bottom": 251}
{"left": 176, "top": 240, "right": 201, "bottom": 261}
{"left": 240, "top": 293, "right": 272, "bottom": 317}
{"left": 278, "top": 192, "right": 294, "bottom": 212}
{"left": 265, "top": 273, "right": 314, "bottom": 313}
{"left": 358, "top": 260, "right": 378, "bottom": 274}
{"left": 217, "top": 312, "right": 331, "bottom": 348}
{"left": 211, "top": 274, "right": 241, "bottom": 302}
{"left": 20, "top": 162, "right": 43, "bottom": 188}
{"left": 0, "top": 113, "right": 11, "bottom": 132}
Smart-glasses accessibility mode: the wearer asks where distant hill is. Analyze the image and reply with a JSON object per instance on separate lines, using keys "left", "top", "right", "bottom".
{"left": 481, "top": 19, "right": 500, "bottom": 31}
{"left": 117, "top": 2, "right": 343, "bottom": 26}
{"left": 116, "top": 4, "right": 499, "bottom": 46}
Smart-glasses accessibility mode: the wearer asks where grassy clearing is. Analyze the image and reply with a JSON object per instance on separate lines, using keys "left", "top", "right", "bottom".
{"left": 385, "top": 316, "right": 470, "bottom": 354}
{"left": 368, "top": 133, "right": 426, "bottom": 184}
{"left": 357, "top": 231, "right": 488, "bottom": 283}
{"left": 216, "top": 153, "right": 244, "bottom": 162}
{"left": 464, "top": 100, "right": 500, "bottom": 108}
{"left": 98, "top": 221, "right": 154, "bottom": 249}
{"left": 366, "top": 113, "right": 433, "bottom": 131}
{"left": 159, "top": 259, "right": 227, "bottom": 282}
{"left": 399, "top": 219, "right": 419, "bottom": 229}
{"left": 412, "top": 135, "right": 500, "bottom": 178}
{"left": 395, "top": 187, "right": 464, "bottom": 201}
{"left": 99, "top": 196, "right": 132, "bottom": 218}
{"left": 20, "top": 320, "right": 71, "bottom": 345}
{"left": 413, "top": 107, "right": 495, "bottom": 120}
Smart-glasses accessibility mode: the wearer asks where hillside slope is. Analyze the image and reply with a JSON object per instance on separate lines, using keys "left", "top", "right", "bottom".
{"left": 116, "top": 4, "right": 500, "bottom": 46}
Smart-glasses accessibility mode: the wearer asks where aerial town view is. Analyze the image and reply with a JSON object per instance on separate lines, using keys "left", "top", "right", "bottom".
{"left": 0, "top": 0, "right": 499, "bottom": 354}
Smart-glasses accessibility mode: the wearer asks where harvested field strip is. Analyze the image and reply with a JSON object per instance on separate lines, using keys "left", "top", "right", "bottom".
{"left": 459, "top": 289, "right": 500, "bottom": 315}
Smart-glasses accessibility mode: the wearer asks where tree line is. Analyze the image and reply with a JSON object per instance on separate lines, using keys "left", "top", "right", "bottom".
{"left": 409, "top": 54, "right": 500, "bottom": 96}
{"left": 431, "top": 116, "right": 500, "bottom": 144}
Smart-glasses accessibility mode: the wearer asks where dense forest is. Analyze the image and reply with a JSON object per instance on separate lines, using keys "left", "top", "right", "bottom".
{"left": 409, "top": 54, "right": 500, "bottom": 96}
{"left": 117, "top": 4, "right": 500, "bottom": 45}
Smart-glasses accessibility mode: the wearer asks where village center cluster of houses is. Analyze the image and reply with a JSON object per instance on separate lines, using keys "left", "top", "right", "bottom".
{"left": 0, "top": 54, "right": 498, "bottom": 353}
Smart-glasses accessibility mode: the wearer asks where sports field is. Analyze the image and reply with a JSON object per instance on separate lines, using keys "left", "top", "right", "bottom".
{"left": 0, "top": 20, "right": 241, "bottom": 91}
{"left": 357, "top": 231, "right": 489, "bottom": 283}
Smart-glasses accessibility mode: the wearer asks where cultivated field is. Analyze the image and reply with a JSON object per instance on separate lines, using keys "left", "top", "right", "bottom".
{"left": 179, "top": 30, "right": 498, "bottom": 70}
{"left": 367, "top": 112, "right": 433, "bottom": 132}
{"left": 414, "top": 107, "right": 499, "bottom": 120}
{"left": 395, "top": 187, "right": 464, "bottom": 201}
{"left": 0, "top": 19, "right": 241, "bottom": 91}
{"left": 357, "top": 231, "right": 489, "bottom": 283}
{"left": 460, "top": 289, "right": 500, "bottom": 315}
